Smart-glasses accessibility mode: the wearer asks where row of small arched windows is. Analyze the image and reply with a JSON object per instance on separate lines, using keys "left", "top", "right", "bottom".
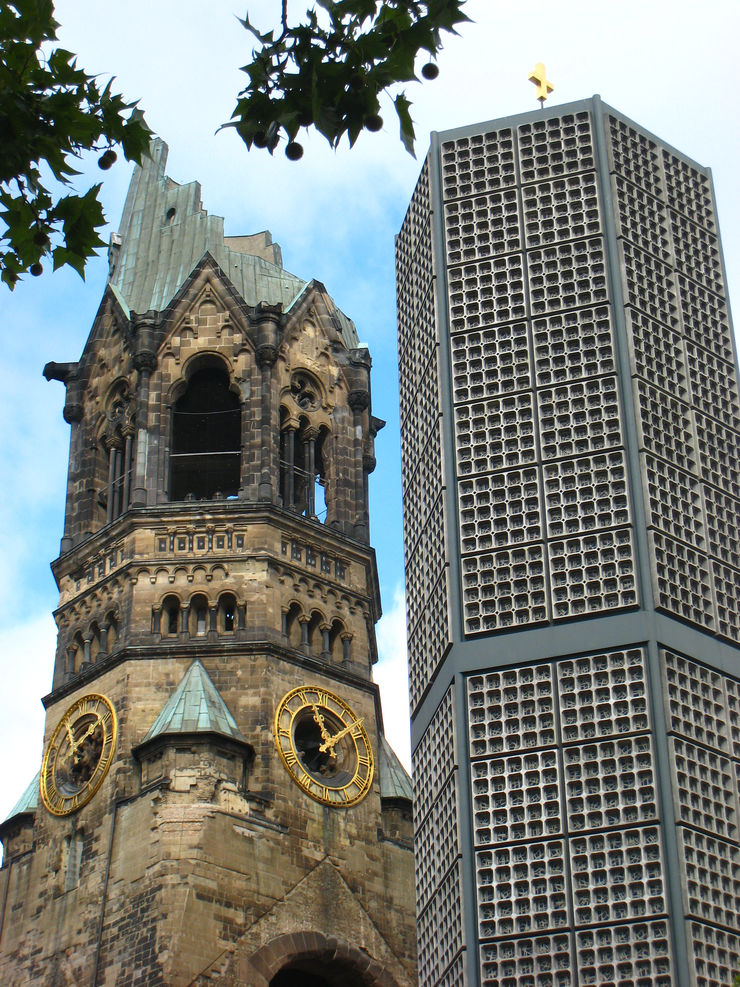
{"left": 65, "top": 596, "right": 353, "bottom": 676}
{"left": 154, "top": 593, "right": 242, "bottom": 637}
{"left": 66, "top": 616, "right": 119, "bottom": 675}
{"left": 153, "top": 595, "right": 351, "bottom": 660}
{"left": 283, "top": 603, "right": 351, "bottom": 662}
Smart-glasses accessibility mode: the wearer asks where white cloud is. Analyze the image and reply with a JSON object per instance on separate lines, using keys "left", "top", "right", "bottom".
{"left": 0, "top": 616, "right": 56, "bottom": 822}
{"left": 374, "top": 584, "right": 411, "bottom": 771}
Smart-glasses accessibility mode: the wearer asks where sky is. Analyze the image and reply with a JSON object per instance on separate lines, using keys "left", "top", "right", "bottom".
{"left": 1, "top": 0, "right": 739, "bottom": 821}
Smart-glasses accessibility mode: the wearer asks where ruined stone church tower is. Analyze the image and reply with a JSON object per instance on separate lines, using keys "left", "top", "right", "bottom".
{"left": 0, "top": 141, "right": 415, "bottom": 986}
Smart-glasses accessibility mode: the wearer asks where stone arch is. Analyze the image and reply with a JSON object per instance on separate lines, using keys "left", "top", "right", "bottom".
{"left": 328, "top": 618, "right": 346, "bottom": 662}
{"left": 68, "top": 631, "right": 85, "bottom": 675}
{"left": 306, "top": 608, "right": 325, "bottom": 655}
{"left": 161, "top": 594, "right": 181, "bottom": 636}
{"left": 103, "top": 608, "right": 119, "bottom": 653}
{"left": 167, "top": 349, "right": 237, "bottom": 405}
{"left": 245, "top": 931, "right": 400, "bottom": 987}
{"left": 88, "top": 620, "right": 102, "bottom": 662}
{"left": 283, "top": 601, "right": 304, "bottom": 648}
{"left": 171, "top": 565, "right": 190, "bottom": 585}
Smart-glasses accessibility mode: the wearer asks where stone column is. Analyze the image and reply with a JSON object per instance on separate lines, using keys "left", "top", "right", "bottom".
{"left": 348, "top": 390, "right": 369, "bottom": 542}
{"left": 105, "top": 440, "right": 118, "bottom": 525}
{"left": 304, "top": 426, "right": 318, "bottom": 518}
{"left": 43, "top": 361, "right": 82, "bottom": 552}
{"left": 121, "top": 421, "right": 135, "bottom": 512}
{"left": 298, "top": 615, "right": 310, "bottom": 651}
{"left": 131, "top": 312, "right": 159, "bottom": 507}
{"left": 283, "top": 424, "right": 296, "bottom": 510}
{"left": 255, "top": 303, "right": 282, "bottom": 503}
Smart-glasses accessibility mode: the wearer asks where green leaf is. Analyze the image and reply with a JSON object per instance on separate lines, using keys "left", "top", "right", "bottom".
{"left": 228, "top": 0, "right": 471, "bottom": 159}
{"left": 0, "top": 0, "right": 154, "bottom": 288}
{"left": 394, "top": 92, "right": 415, "bottom": 156}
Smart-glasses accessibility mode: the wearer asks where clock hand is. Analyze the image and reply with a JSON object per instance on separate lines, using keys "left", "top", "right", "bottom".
{"left": 319, "top": 717, "right": 364, "bottom": 754}
{"left": 310, "top": 703, "right": 337, "bottom": 759}
{"left": 78, "top": 716, "right": 102, "bottom": 747}
{"left": 65, "top": 720, "right": 79, "bottom": 755}
{"left": 310, "top": 703, "right": 332, "bottom": 742}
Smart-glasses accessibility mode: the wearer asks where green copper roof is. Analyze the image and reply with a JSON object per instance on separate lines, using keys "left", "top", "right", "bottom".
{"left": 142, "top": 660, "right": 246, "bottom": 744}
{"left": 108, "top": 138, "right": 308, "bottom": 317}
{"left": 4, "top": 771, "right": 39, "bottom": 822}
{"left": 378, "top": 735, "right": 412, "bottom": 802}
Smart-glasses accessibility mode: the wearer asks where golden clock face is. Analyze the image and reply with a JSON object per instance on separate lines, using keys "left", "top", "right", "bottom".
{"left": 40, "top": 694, "right": 117, "bottom": 817}
{"left": 274, "top": 686, "right": 374, "bottom": 807}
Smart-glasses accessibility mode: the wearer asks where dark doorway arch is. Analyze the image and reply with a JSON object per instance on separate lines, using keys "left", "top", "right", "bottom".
{"left": 270, "top": 970, "right": 331, "bottom": 987}
{"left": 269, "top": 959, "right": 371, "bottom": 987}
{"left": 248, "top": 931, "right": 400, "bottom": 987}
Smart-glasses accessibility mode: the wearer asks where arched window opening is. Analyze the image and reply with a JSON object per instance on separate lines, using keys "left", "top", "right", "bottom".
{"left": 89, "top": 623, "right": 101, "bottom": 663}
{"left": 279, "top": 395, "right": 330, "bottom": 522}
{"left": 105, "top": 613, "right": 118, "bottom": 653}
{"left": 329, "top": 620, "right": 345, "bottom": 662}
{"left": 162, "top": 596, "right": 180, "bottom": 637}
{"left": 67, "top": 633, "right": 84, "bottom": 676}
{"left": 218, "top": 593, "right": 237, "bottom": 634}
{"left": 284, "top": 603, "right": 302, "bottom": 649}
{"left": 191, "top": 595, "right": 209, "bottom": 637}
{"left": 170, "top": 363, "right": 241, "bottom": 502}
{"left": 307, "top": 611, "right": 323, "bottom": 655}
{"left": 280, "top": 420, "right": 330, "bottom": 520}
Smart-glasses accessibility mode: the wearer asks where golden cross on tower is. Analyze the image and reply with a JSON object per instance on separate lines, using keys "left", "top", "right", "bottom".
{"left": 528, "top": 62, "right": 554, "bottom": 106}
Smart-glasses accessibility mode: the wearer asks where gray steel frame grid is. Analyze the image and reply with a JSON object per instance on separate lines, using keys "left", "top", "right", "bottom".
{"left": 406, "top": 94, "right": 740, "bottom": 987}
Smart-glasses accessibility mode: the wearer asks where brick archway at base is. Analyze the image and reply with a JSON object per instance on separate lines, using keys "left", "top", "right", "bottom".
{"left": 239, "top": 931, "right": 402, "bottom": 987}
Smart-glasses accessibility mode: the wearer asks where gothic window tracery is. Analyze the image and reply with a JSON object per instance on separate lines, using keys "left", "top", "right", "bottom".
{"left": 169, "top": 358, "right": 241, "bottom": 502}
{"left": 98, "top": 383, "right": 135, "bottom": 525}
{"left": 280, "top": 372, "right": 331, "bottom": 520}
